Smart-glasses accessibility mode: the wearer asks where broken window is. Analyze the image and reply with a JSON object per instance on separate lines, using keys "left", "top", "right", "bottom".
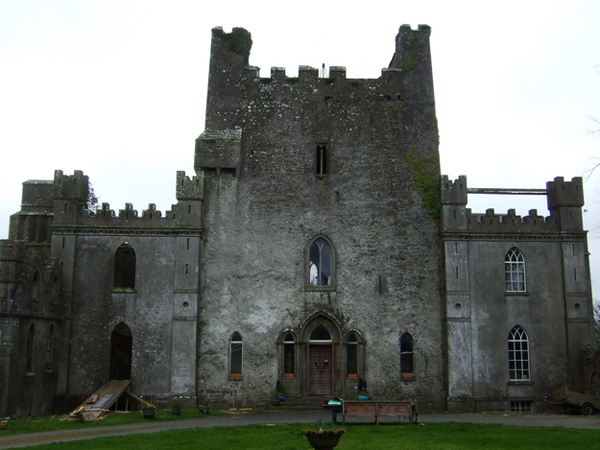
{"left": 508, "top": 325, "right": 530, "bottom": 381}
{"left": 505, "top": 247, "right": 526, "bottom": 292}
{"left": 230, "top": 332, "right": 243, "bottom": 377}
{"left": 316, "top": 144, "right": 328, "bottom": 175}
{"left": 347, "top": 333, "right": 358, "bottom": 377}
{"left": 309, "top": 238, "right": 332, "bottom": 287}
{"left": 284, "top": 333, "right": 295, "bottom": 377}
{"left": 400, "top": 332, "right": 414, "bottom": 374}
{"left": 113, "top": 243, "right": 136, "bottom": 290}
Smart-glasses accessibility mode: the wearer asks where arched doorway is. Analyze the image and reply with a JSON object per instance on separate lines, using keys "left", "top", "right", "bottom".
{"left": 109, "top": 323, "right": 132, "bottom": 380}
{"left": 309, "top": 324, "right": 333, "bottom": 396}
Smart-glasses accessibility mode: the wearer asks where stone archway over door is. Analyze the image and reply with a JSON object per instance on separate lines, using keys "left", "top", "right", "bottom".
{"left": 110, "top": 323, "right": 132, "bottom": 380}
{"left": 309, "top": 344, "right": 332, "bottom": 396}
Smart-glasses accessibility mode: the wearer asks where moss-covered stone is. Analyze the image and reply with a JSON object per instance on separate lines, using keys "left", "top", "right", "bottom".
{"left": 405, "top": 151, "right": 441, "bottom": 217}
{"left": 213, "top": 27, "right": 252, "bottom": 64}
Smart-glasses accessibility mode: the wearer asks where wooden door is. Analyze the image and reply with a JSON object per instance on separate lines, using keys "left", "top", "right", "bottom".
{"left": 309, "top": 345, "right": 332, "bottom": 396}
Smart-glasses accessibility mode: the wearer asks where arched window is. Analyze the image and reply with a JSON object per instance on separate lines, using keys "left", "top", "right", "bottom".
{"left": 284, "top": 333, "right": 295, "bottom": 377}
{"left": 347, "top": 333, "right": 358, "bottom": 378}
{"left": 46, "top": 325, "right": 55, "bottom": 372}
{"left": 26, "top": 323, "right": 35, "bottom": 375}
{"left": 230, "top": 332, "right": 243, "bottom": 377}
{"left": 400, "top": 333, "right": 414, "bottom": 374}
{"left": 310, "top": 324, "right": 332, "bottom": 342}
{"left": 508, "top": 325, "right": 530, "bottom": 381}
{"left": 505, "top": 247, "right": 526, "bottom": 292}
{"left": 113, "top": 243, "right": 136, "bottom": 290}
{"left": 309, "top": 238, "right": 333, "bottom": 287}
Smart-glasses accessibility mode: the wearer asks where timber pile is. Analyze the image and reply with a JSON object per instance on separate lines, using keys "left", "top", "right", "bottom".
{"left": 69, "top": 380, "right": 154, "bottom": 421}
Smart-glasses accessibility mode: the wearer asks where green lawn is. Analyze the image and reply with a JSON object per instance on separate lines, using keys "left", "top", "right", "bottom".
{"left": 6, "top": 422, "right": 600, "bottom": 450}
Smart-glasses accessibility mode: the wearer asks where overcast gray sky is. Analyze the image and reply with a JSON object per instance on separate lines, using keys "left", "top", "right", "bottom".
{"left": 2, "top": 0, "right": 600, "bottom": 293}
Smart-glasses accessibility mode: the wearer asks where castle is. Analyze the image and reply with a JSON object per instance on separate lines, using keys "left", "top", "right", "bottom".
{"left": 0, "top": 25, "right": 594, "bottom": 416}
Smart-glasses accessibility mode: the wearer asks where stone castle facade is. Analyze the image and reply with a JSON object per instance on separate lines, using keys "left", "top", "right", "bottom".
{"left": 0, "top": 25, "right": 594, "bottom": 416}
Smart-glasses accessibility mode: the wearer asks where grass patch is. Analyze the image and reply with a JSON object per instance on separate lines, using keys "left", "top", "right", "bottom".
{"left": 1, "top": 409, "right": 227, "bottom": 435}
{"left": 9, "top": 422, "right": 600, "bottom": 450}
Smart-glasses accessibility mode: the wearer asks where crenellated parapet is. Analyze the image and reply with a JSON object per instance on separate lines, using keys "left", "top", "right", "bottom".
{"left": 547, "top": 177, "right": 584, "bottom": 209}
{"left": 466, "top": 208, "right": 561, "bottom": 233}
{"left": 441, "top": 176, "right": 586, "bottom": 235}
{"left": 176, "top": 171, "right": 203, "bottom": 200}
{"left": 44, "top": 171, "right": 202, "bottom": 232}
{"left": 53, "top": 170, "right": 89, "bottom": 202}
{"left": 202, "top": 25, "right": 436, "bottom": 136}
{"left": 441, "top": 175, "right": 468, "bottom": 205}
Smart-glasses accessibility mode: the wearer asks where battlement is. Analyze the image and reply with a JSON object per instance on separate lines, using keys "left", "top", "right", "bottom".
{"left": 85, "top": 201, "right": 178, "bottom": 227}
{"left": 176, "top": 171, "right": 203, "bottom": 200}
{"left": 441, "top": 175, "right": 468, "bottom": 205}
{"left": 204, "top": 25, "right": 435, "bottom": 131}
{"left": 53, "top": 170, "right": 89, "bottom": 202}
{"left": 466, "top": 208, "right": 561, "bottom": 233}
{"left": 441, "top": 176, "right": 585, "bottom": 234}
{"left": 547, "top": 176, "right": 584, "bottom": 209}
{"left": 41, "top": 171, "right": 203, "bottom": 230}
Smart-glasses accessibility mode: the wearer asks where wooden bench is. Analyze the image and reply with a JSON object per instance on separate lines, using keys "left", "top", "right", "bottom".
{"left": 342, "top": 400, "right": 416, "bottom": 425}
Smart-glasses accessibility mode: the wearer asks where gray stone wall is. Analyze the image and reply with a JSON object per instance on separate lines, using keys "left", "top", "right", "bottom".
{"left": 196, "top": 25, "right": 446, "bottom": 411}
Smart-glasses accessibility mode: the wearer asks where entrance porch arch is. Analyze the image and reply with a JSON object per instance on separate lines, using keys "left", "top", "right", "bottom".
{"left": 300, "top": 313, "right": 342, "bottom": 397}
{"left": 110, "top": 322, "right": 132, "bottom": 380}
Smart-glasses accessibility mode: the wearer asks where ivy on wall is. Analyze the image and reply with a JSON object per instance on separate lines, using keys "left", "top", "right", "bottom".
{"left": 214, "top": 27, "right": 252, "bottom": 64}
{"left": 405, "top": 151, "right": 441, "bottom": 218}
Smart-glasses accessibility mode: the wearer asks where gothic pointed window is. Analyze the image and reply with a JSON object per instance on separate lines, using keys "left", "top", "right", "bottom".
{"left": 508, "top": 325, "right": 530, "bottom": 381}
{"left": 400, "top": 332, "right": 414, "bottom": 374}
{"left": 113, "top": 243, "right": 136, "bottom": 290}
{"left": 310, "top": 325, "right": 332, "bottom": 342}
{"left": 309, "top": 237, "right": 333, "bottom": 288}
{"left": 505, "top": 247, "right": 526, "bottom": 292}
{"left": 284, "top": 333, "right": 295, "bottom": 377}
{"left": 347, "top": 333, "right": 358, "bottom": 378}
{"left": 230, "top": 332, "right": 243, "bottom": 377}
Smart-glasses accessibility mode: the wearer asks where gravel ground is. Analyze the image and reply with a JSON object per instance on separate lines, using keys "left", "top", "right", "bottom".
{"left": 0, "top": 411, "right": 598, "bottom": 449}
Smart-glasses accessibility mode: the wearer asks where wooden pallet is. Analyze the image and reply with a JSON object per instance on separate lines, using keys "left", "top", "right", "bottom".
{"left": 70, "top": 380, "right": 136, "bottom": 420}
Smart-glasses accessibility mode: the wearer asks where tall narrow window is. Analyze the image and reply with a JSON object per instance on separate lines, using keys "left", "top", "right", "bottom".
{"left": 400, "top": 332, "right": 414, "bottom": 374}
{"left": 113, "top": 243, "right": 136, "bottom": 290}
{"left": 230, "top": 332, "right": 243, "bottom": 377}
{"left": 309, "top": 238, "right": 332, "bottom": 286}
{"left": 284, "top": 333, "right": 295, "bottom": 377}
{"left": 508, "top": 325, "right": 530, "bottom": 381}
{"left": 32, "top": 271, "right": 41, "bottom": 302}
{"left": 347, "top": 334, "right": 358, "bottom": 378}
{"left": 26, "top": 323, "right": 35, "bottom": 375}
{"left": 46, "top": 325, "right": 55, "bottom": 371}
{"left": 316, "top": 144, "right": 327, "bottom": 175}
{"left": 505, "top": 247, "right": 526, "bottom": 292}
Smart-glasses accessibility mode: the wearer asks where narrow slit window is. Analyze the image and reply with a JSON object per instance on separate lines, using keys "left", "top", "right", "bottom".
{"left": 316, "top": 144, "right": 327, "bottom": 175}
